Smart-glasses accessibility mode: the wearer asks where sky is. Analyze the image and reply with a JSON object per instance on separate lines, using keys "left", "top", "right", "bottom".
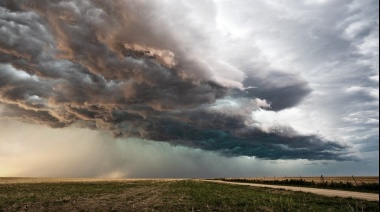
{"left": 0, "top": 0, "right": 378, "bottom": 178}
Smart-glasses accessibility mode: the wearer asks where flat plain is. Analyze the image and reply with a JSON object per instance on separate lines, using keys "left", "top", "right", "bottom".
{"left": 0, "top": 177, "right": 378, "bottom": 212}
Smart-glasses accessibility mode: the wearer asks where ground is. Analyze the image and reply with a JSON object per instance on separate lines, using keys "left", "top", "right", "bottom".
{"left": 0, "top": 178, "right": 378, "bottom": 212}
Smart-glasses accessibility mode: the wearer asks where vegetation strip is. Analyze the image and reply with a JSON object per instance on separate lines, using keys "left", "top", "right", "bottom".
{"left": 216, "top": 178, "right": 379, "bottom": 193}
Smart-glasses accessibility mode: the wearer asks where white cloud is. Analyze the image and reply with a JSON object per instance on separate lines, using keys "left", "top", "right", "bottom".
{"left": 346, "top": 86, "right": 379, "bottom": 99}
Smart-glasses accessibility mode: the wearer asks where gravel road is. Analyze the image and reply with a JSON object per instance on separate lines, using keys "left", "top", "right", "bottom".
{"left": 206, "top": 180, "right": 379, "bottom": 202}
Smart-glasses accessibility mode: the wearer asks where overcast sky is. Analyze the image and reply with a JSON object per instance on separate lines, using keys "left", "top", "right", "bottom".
{"left": 0, "top": 0, "right": 378, "bottom": 178}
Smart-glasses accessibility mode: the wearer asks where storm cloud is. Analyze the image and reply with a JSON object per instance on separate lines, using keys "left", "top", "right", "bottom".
{"left": 0, "top": 0, "right": 376, "bottom": 163}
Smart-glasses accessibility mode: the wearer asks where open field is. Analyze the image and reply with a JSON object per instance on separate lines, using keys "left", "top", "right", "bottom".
{"left": 0, "top": 178, "right": 379, "bottom": 212}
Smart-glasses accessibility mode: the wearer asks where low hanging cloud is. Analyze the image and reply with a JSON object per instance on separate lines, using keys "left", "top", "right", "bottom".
{"left": 0, "top": 0, "right": 352, "bottom": 160}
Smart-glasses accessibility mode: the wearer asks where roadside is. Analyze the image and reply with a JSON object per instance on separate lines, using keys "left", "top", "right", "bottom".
{"left": 205, "top": 180, "right": 379, "bottom": 202}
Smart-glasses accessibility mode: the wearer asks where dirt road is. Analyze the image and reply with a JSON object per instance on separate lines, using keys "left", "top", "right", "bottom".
{"left": 206, "top": 180, "right": 379, "bottom": 202}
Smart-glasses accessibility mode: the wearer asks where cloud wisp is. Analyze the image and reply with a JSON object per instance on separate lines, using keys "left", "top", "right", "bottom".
{"left": 0, "top": 0, "right": 372, "bottom": 162}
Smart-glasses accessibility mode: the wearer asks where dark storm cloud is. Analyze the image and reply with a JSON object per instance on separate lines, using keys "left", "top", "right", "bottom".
{"left": 240, "top": 72, "right": 312, "bottom": 111}
{"left": 0, "top": 0, "right": 350, "bottom": 160}
{"left": 143, "top": 118, "right": 349, "bottom": 160}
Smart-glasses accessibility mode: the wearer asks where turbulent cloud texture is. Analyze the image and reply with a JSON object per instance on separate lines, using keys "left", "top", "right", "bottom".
{"left": 0, "top": 0, "right": 378, "bottom": 163}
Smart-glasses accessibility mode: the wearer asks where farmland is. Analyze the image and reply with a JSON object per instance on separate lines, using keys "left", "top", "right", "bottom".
{"left": 0, "top": 178, "right": 379, "bottom": 211}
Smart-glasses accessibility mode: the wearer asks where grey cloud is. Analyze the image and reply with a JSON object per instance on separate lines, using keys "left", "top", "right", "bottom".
{"left": 241, "top": 72, "right": 312, "bottom": 111}
{"left": 218, "top": 0, "right": 378, "bottom": 160}
{"left": 0, "top": 1, "right": 23, "bottom": 12}
{"left": 145, "top": 118, "right": 349, "bottom": 160}
{"left": 0, "top": 0, "right": 353, "bottom": 161}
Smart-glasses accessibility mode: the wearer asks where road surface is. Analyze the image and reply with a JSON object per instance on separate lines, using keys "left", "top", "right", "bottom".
{"left": 205, "top": 180, "right": 379, "bottom": 202}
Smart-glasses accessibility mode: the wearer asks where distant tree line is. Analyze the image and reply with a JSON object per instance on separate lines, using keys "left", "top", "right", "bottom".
{"left": 215, "top": 178, "right": 379, "bottom": 193}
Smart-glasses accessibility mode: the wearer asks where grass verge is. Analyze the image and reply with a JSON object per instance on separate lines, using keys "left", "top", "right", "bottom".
{"left": 216, "top": 178, "right": 379, "bottom": 194}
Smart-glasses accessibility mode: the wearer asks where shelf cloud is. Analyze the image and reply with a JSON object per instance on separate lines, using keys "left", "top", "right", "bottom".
{"left": 0, "top": 0, "right": 378, "bottom": 166}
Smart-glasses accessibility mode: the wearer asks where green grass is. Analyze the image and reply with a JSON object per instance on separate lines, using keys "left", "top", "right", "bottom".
{"left": 0, "top": 180, "right": 378, "bottom": 212}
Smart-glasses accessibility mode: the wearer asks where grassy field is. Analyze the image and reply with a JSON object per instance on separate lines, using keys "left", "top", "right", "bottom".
{"left": 0, "top": 178, "right": 378, "bottom": 211}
